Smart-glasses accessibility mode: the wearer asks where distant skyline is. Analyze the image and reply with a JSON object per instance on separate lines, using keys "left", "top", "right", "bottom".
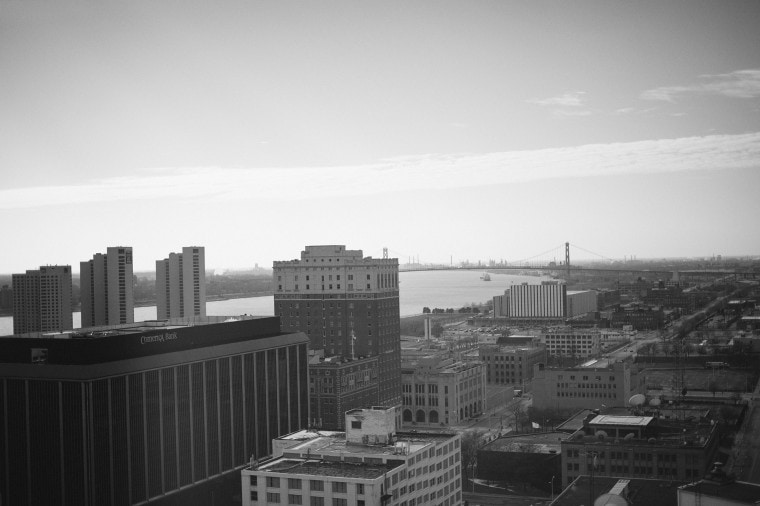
{"left": 2, "top": 1, "right": 759, "bottom": 273}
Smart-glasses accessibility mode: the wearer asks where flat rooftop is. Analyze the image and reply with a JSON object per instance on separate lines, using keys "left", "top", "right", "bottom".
{"left": 0, "top": 316, "right": 295, "bottom": 367}
{"left": 252, "top": 458, "right": 392, "bottom": 480}
{"left": 278, "top": 430, "right": 452, "bottom": 459}
{"left": 590, "top": 415, "right": 654, "bottom": 427}
{"left": 480, "top": 432, "right": 569, "bottom": 453}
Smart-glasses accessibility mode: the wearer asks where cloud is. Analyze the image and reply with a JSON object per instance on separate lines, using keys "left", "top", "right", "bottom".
{"left": 528, "top": 91, "right": 587, "bottom": 107}
{"left": 1, "top": 132, "right": 759, "bottom": 210}
{"left": 641, "top": 69, "right": 760, "bottom": 102}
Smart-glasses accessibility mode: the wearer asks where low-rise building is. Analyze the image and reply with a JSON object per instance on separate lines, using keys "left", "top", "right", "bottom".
{"left": 610, "top": 304, "right": 665, "bottom": 330}
{"left": 678, "top": 462, "right": 760, "bottom": 505}
{"left": 560, "top": 413, "right": 720, "bottom": 487}
{"left": 479, "top": 345, "right": 546, "bottom": 388}
{"left": 532, "top": 361, "right": 645, "bottom": 411}
{"left": 476, "top": 431, "right": 568, "bottom": 493}
{"left": 241, "top": 406, "right": 463, "bottom": 506}
{"left": 540, "top": 328, "right": 601, "bottom": 358}
{"left": 401, "top": 351, "right": 486, "bottom": 426}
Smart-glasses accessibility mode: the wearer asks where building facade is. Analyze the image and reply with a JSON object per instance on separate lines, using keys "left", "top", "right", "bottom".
{"left": 11, "top": 265, "right": 73, "bottom": 335}
{"left": 531, "top": 360, "right": 645, "bottom": 411}
{"left": 309, "top": 355, "right": 380, "bottom": 430}
{"left": 509, "top": 281, "right": 567, "bottom": 319}
{"left": 156, "top": 246, "right": 206, "bottom": 320}
{"left": 560, "top": 414, "right": 720, "bottom": 487}
{"left": 273, "top": 245, "right": 402, "bottom": 410}
{"left": 478, "top": 345, "right": 546, "bottom": 387}
{"left": 0, "top": 316, "right": 309, "bottom": 506}
{"left": 400, "top": 352, "right": 486, "bottom": 426}
{"left": 540, "top": 328, "right": 602, "bottom": 358}
{"left": 567, "top": 290, "right": 598, "bottom": 317}
{"left": 80, "top": 246, "right": 134, "bottom": 327}
{"left": 241, "top": 406, "right": 463, "bottom": 506}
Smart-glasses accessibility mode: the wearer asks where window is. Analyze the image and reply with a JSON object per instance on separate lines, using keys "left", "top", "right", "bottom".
{"left": 332, "top": 482, "right": 347, "bottom": 493}
{"left": 332, "top": 499, "right": 347, "bottom": 506}
{"left": 288, "top": 494, "right": 303, "bottom": 504}
{"left": 288, "top": 478, "right": 302, "bottom": 489}
{"left": 310, "top": 480, "right": 324, "bottom": 491}
{"left": 357, "top": 483, "right": 365, "bottom": 495}
{"left": 351, "top": 421, "right": 362, "bottom": 429}
{"left": 267, "top": 477, "right": 281, "bottom": 487}
{"left": 310, "top": 498, "right": 325, "bottom": 506}
{"left": 251, "top": 491, "right": 258, "bottom": 501}
{"left": 267, "top": 492, "right": 281, "bottom": 503}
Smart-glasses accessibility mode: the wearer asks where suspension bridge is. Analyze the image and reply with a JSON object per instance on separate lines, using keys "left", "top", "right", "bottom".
{"left": 387, "top": 243, "right": 757, "bottom": 278}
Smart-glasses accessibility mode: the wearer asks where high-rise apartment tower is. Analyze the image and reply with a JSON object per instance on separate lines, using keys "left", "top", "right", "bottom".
{"left": 11, "top": 265, "right": 73, "bottom": 335}
{"left": 273, "top": 245, "right": 401, "bottom": 409}
{"left": 80, "top": 246, "right": 134, "bottom": 327}
{"left": 156, "top": 246, "right": 206, "bottom": 320}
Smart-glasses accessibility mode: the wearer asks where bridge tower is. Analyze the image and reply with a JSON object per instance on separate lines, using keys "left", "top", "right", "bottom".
{"left": 383, "top": 247, "right": 388, "bottom": 259}
{"left": 565, "top": 242, "right": 570, "bottom": 277}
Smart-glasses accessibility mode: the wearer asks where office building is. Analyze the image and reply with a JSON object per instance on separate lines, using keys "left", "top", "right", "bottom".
{"left": 560, "top": 413, "right": 720, "bottom": 487}
{"left": 478, "top": 345, "right": 546, "bottom": 387}
{"left": 241, "top": 406, "right": 463, "bottom": 506}
{"left": 80, "top": 246, "right": 134, "bottom": 327}
{"left": 492, "top": 283, "right": 597, "bottom": 320}
{"left": 309, "top": 354, "right": 380, "bottom": 430}
{"left": 274, "top": 245, "right": 402, "bottom": 410}
{"left": 0, "top": 316, "right": 309, "bottom": 506}
{"left": 400, "top": 351, "right": 486, "bottom": 426}
{"left": 509, "top": 281, "right": 567, "bottom": 318}
{"left": 540, "top": 327, "right": 602, "bottom": 358}
{"left": 531, "top": 360, "right": 645, "bottom": 411}
{"left": 156, "top": 246, "right": 206, "bottom": 319}
{"left": 11, "top": 265, "right": 73, "bottom": 335}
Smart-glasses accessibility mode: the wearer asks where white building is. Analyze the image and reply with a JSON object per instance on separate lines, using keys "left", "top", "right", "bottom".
{"left": 492, "top": 284, "right": 598, "bottom": 320}
{"left": 156, "top": 246, "right": 206, "bottom": 319}
{"left": 80, "top": 246, "right": 134, "bottom": 327}
{"left": 11, "top": 265, "right": 73, "bottom": 335}
{"left": 241, "top": 406, "right": 463, "bottom": 506}
{"left": 509, "top": 281, "right": 566, "bottom": 318}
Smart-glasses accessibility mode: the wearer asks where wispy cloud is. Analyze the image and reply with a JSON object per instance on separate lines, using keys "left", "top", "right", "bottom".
{"left": 528, "top": 91, "right": 587, "bottom": 108}
{"left": 2, "top": 133, "right": 759, "bottom": 210}
{"left": 641, "top": 69, "right": 760, "bottom": 102}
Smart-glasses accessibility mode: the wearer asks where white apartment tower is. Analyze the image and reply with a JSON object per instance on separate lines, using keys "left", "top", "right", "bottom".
{"left": 11, "top": 265, "right": 73, "bottom": 335}
{"left": 156, "top": 246, "right": 206, "bottom": 319}
{"left": 273, "top": 245, "right": 402, "bottom": 409}
{"left": 80, "top": 246, "right": 134, "bottom": 327}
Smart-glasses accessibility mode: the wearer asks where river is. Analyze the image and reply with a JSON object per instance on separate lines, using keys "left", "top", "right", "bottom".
{"left": 0, "top": 270, "right": 550, "bottom": 336}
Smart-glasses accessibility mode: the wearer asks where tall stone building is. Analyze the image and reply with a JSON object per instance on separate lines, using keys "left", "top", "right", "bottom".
{"left": 156, "top": 246, "right": 206, "bottom": 320}
{"left": 11, "top": 265, "right": 73, "bottom": 335}
{"left": 80, "top": 246, "right": 134, "bottom": 327}
{"left": 273, "top": 245, "right": 401, "bottom": 411}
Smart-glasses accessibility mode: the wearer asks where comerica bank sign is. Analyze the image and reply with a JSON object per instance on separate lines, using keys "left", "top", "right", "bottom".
{"left": 140, "top": 332, "right": 179, "bottom": 345}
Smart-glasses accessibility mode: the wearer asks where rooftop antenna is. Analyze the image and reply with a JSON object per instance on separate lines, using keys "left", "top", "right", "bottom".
{"left": 350, "top": 327, "right": 356, "bottom": 360}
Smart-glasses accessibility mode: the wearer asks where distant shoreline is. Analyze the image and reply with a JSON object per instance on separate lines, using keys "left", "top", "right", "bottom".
{"left": 0, "top": 291, "right": 275, "bottom": 318}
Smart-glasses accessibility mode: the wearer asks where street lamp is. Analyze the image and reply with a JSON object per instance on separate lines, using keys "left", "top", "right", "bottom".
{"left": 549, "top": 475, "right": 555, "bottom": 501}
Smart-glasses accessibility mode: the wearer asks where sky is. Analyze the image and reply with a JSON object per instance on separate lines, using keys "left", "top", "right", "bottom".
{"left": 2, "top": 0, "right": 760, "bottom": 273}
